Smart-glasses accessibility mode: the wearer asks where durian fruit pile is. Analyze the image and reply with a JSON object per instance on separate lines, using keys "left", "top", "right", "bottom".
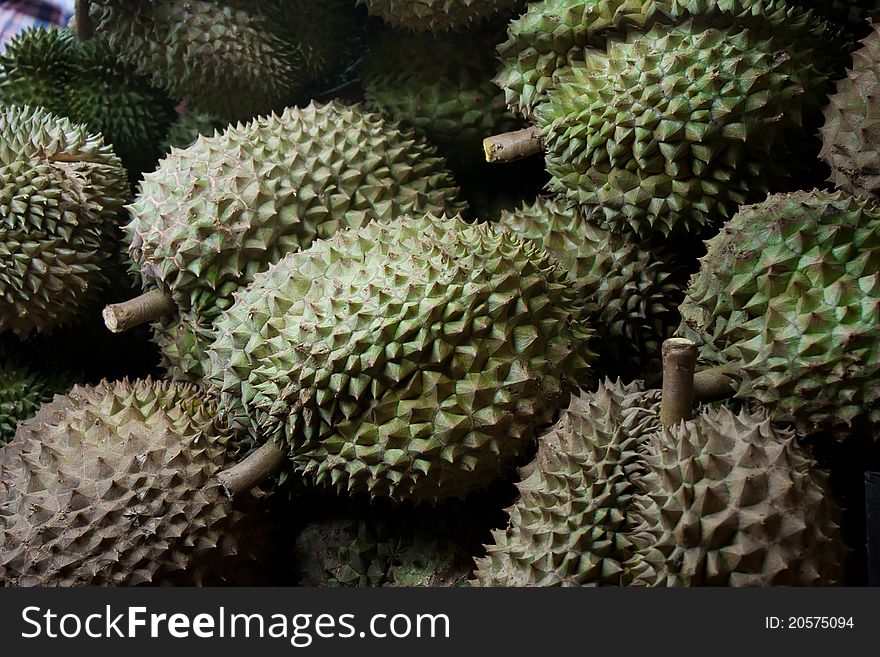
{"left": 1, "top": 0, "right": 879, "bottom": 587}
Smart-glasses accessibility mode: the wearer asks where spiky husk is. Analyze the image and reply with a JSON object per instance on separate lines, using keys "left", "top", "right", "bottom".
{"left": 472, "top": 380, "right": 661, "bottom": 586}
{"left": 497, "top": 0, "right": 844, "bottom": 119}
{"left": 0, "top": 27, "right": 177, "bottom": 179}
{"left": 207, "top": 214, "right": 595, "bottom": 503}
{"left": 161, "top": 109, "right": 225, "bottom": 153}
{"left": 296, "top": 513, "right": 471, "bottom": 587}
{"left": 0, "top": 379, "right": 252, "bottom": 586}
{"left": 498, "top": 197, "right": 684, "bottom": 377}
{"left": 627, "top": 406, "right": 844, "bottom": 585}
{"left": 820, "top": 24, "right": 880, "bottom": 199}
{"left": 0, "top": 26, "right": 74, "bottom": 113}
{"left": 362, "top": 31, "right": 521, "bottom": 169}
{"left": 678, "top": 189, "right": 880, "bottom": 438}
{"left": 0, "top": 105, "right": 128, "bottom": 337}
{"left": 536, "top": 18, "right": 825, "bottom": 236}
{"left": 0, "top": 341, "right": 77, "bottom": 444}
{"left": 127, "top": 101, "right": 465, "bottom": 330}
{"left": 474, "top": 380, "right": 844, "bottom": 586}
{"left": 357, "top": 0, "right": 522, "bottom": 31}
{"left": 88, "top": 0, "right": 358, "bottom": 120}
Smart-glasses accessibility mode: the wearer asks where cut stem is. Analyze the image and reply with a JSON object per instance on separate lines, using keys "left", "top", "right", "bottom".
{"left": 660, "top": 338, "right": 698, "bottom": 427}
{"left": 102, "top": 290, "right": 175, "bottom": 333}
{"left": 217, "top": 441, "right": 286, "bottom": 498}
{"left": 75, "top": 0, "right": 94, "bottom": 41}
{"left": 483, "top": 126, "right": 543, "bottom": 163}
{"left": 693, "top": 365, "right": 738, "bottom": 403}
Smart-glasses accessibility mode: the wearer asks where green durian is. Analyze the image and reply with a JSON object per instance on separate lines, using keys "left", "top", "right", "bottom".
{"left": 88, "top": 0, "right": 358, "bottom": 121}
{"left": 678, "top": 189, "right": 880, "bottom": 438}
{"left": 0, "top": 379, "right": 257, "bottom": 586}
{"left": 473, "top": 380, "right": 662, "bottom": 586}
{"left": 0, "top": 340, "right": 78, "bottom": 444}
{"left": 207, "top": 214, "right": 595, "bottom": 503}
{"left": 0, "top": 26, "right": 74, "bottom": 113}
{"left": 536, "top": 18, "right": 828, "bottom": 236}
{"left": 362, "top": 30, "right": 521, "bottom": 169}
{"left": 498, "top": 197, "right": 685, "bottom": 377}
{"left": 0, "top": 105, "right": 128, "bottom": 337}
{"left": 0, "top": 27, "right": 178, "bottom": 179}
{"left": 820, "top": 23, "right": 880, "bottom": 199}
{"left": 126, "top": 101, "right": 465, "bottom": 383}
{"left": 496, "top": 0, "right": 844, "bottom": 119}
{"left": 473, "top": 379, "right": 844, "bottom": 586}
{"left": 357, "top": 0, "right": 523, "bottom": 32}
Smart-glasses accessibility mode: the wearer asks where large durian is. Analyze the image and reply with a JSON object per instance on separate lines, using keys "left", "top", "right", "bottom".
{"left": 206, "top": 214, "right": 595, "bottom": 503}
{"left": 473, "top": 379, "right": 844, "bottom": 586}
{"left": 0, "top": 105, "right": 128, "bottom": 337}
{"left": 0, "top": 379, "right": 256, "bottom": 586}
{"left": 535, "top": 18, "right": 828, "bottom": 236}
{"left": 496, "top": 0, "right": 843, "bottom": 119}
{"left": 88, "top": 0, "right": 359, "bottom": 120}
{"left": 362, "top": 31, "right": 521, "bottom": 169}
{"left": 678, "top": 189, "right": 880, "bottom": 438}
{"left": 498, "top": 197, "right": 685, "bottom": 377}
{"left": 357, "top": 0, "right": 523, "bottom": 32}
{"left": 820, "top": 23, "right": 880, "bottom": 199}
{"left": 0, "top": 27, "right": 177, "bottom": 179}
{"left": 123, "top": 101, "right": 465, "bottom": 383}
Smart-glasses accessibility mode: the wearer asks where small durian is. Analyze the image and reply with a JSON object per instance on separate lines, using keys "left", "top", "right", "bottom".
{"left": 498, "top": 197, "right": 685, "bottom": 377}
{"left": 207, "top": 214, "right": 595, "bottom": 503}
{"left": 0, "top": 105, "right": 128, "bottom": 337}
{"left": 0, "top": 379, "right": 261, "bottom": 586}
{"left": 117, "top": 101, "right": 465, "bottom": 383}
{"left": 820, "top": 23, "right": 880, "bottom": 199}
{"left": 357, "top": 0, "right": 523, "bottom": 32}
{"left": 678, "top": 189, "right": 880, "bottom": 438}
{"left": 0, "top": 26, "right": 74, "bottom": 113}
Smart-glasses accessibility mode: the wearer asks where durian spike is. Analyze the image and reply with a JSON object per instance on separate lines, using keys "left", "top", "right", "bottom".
{"left": 693, "top": 365, "right": 738, "bottom": 403}
{"left": 217, "top": 440, "right": 286, "bottom": 498}
{"left": 102, "top": 290, "right": 175, "bottom": 333}
{"left": 483, "top": 126, "right": 542, "bottom": 163}
{"left": 660, "top": 338, "right": 697, "bottom": 427}
{"left": 75, "top": 0, "right": 94, "bottom": 41}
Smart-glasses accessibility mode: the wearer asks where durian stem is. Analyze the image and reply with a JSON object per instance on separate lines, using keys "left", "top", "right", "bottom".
{"left": 75, "top": 0, "right": 94, "bottom": 41}
{"left": 218, "top": 441, "right": 286, "bottom": 498}
{"left": 660, "top": 338, "right": 698, "bottom": 427}
{"left": 483, "top": 126, "right": 543, "bottom": 163}
{"left": 102, "top": 290, "right": 175, "bottom": 333}
{"left": 693, "top": 366, "right": 738, "bottom": 403}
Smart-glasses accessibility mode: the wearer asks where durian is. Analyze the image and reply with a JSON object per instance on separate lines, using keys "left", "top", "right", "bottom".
{"left": 0, "top": 27, "right": 177, "bottom": 179}
{"left": 498, "top": 197, "right": 685, "bottom": 377}
{"left": 206, "top": 214, "right": 595, "bottom": 503}
{"left": 122, "top": 101, "right": 465, "bottom": 382}
{"left": 0, "top": 379, "right": 257, "bottom": 586}
{"left": 473, "top": 379, "right": 844, "bottom": 586}
{"left": 362, "top": 31, "right": 521, "bottom": 169}
{"left": 496, "top": 0, "right": 843, "bottom": 119}
{"left": 820, "top": 23, "right": 880, "bottom": 199}
{"left": 535, "top": 18, "right": 828, "bottom": 236}
{"left": 678, "top": 189, "right": 880, "bottom": 438}
{"left": 88, "top": 0, "right": 359, "bottom": 120}
{"left": 0, "top": 340, "right": 77, "bottom": 444}
{"left": 0, "top": 105, "right": 128, "bottom": 337}
{"left": 357, "top": 0, "right": 522, "bottom": 32}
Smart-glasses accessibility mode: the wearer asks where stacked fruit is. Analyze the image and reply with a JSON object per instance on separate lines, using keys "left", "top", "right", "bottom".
{"left": 0, "top": 0, "right": 878, "bottom": 587}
